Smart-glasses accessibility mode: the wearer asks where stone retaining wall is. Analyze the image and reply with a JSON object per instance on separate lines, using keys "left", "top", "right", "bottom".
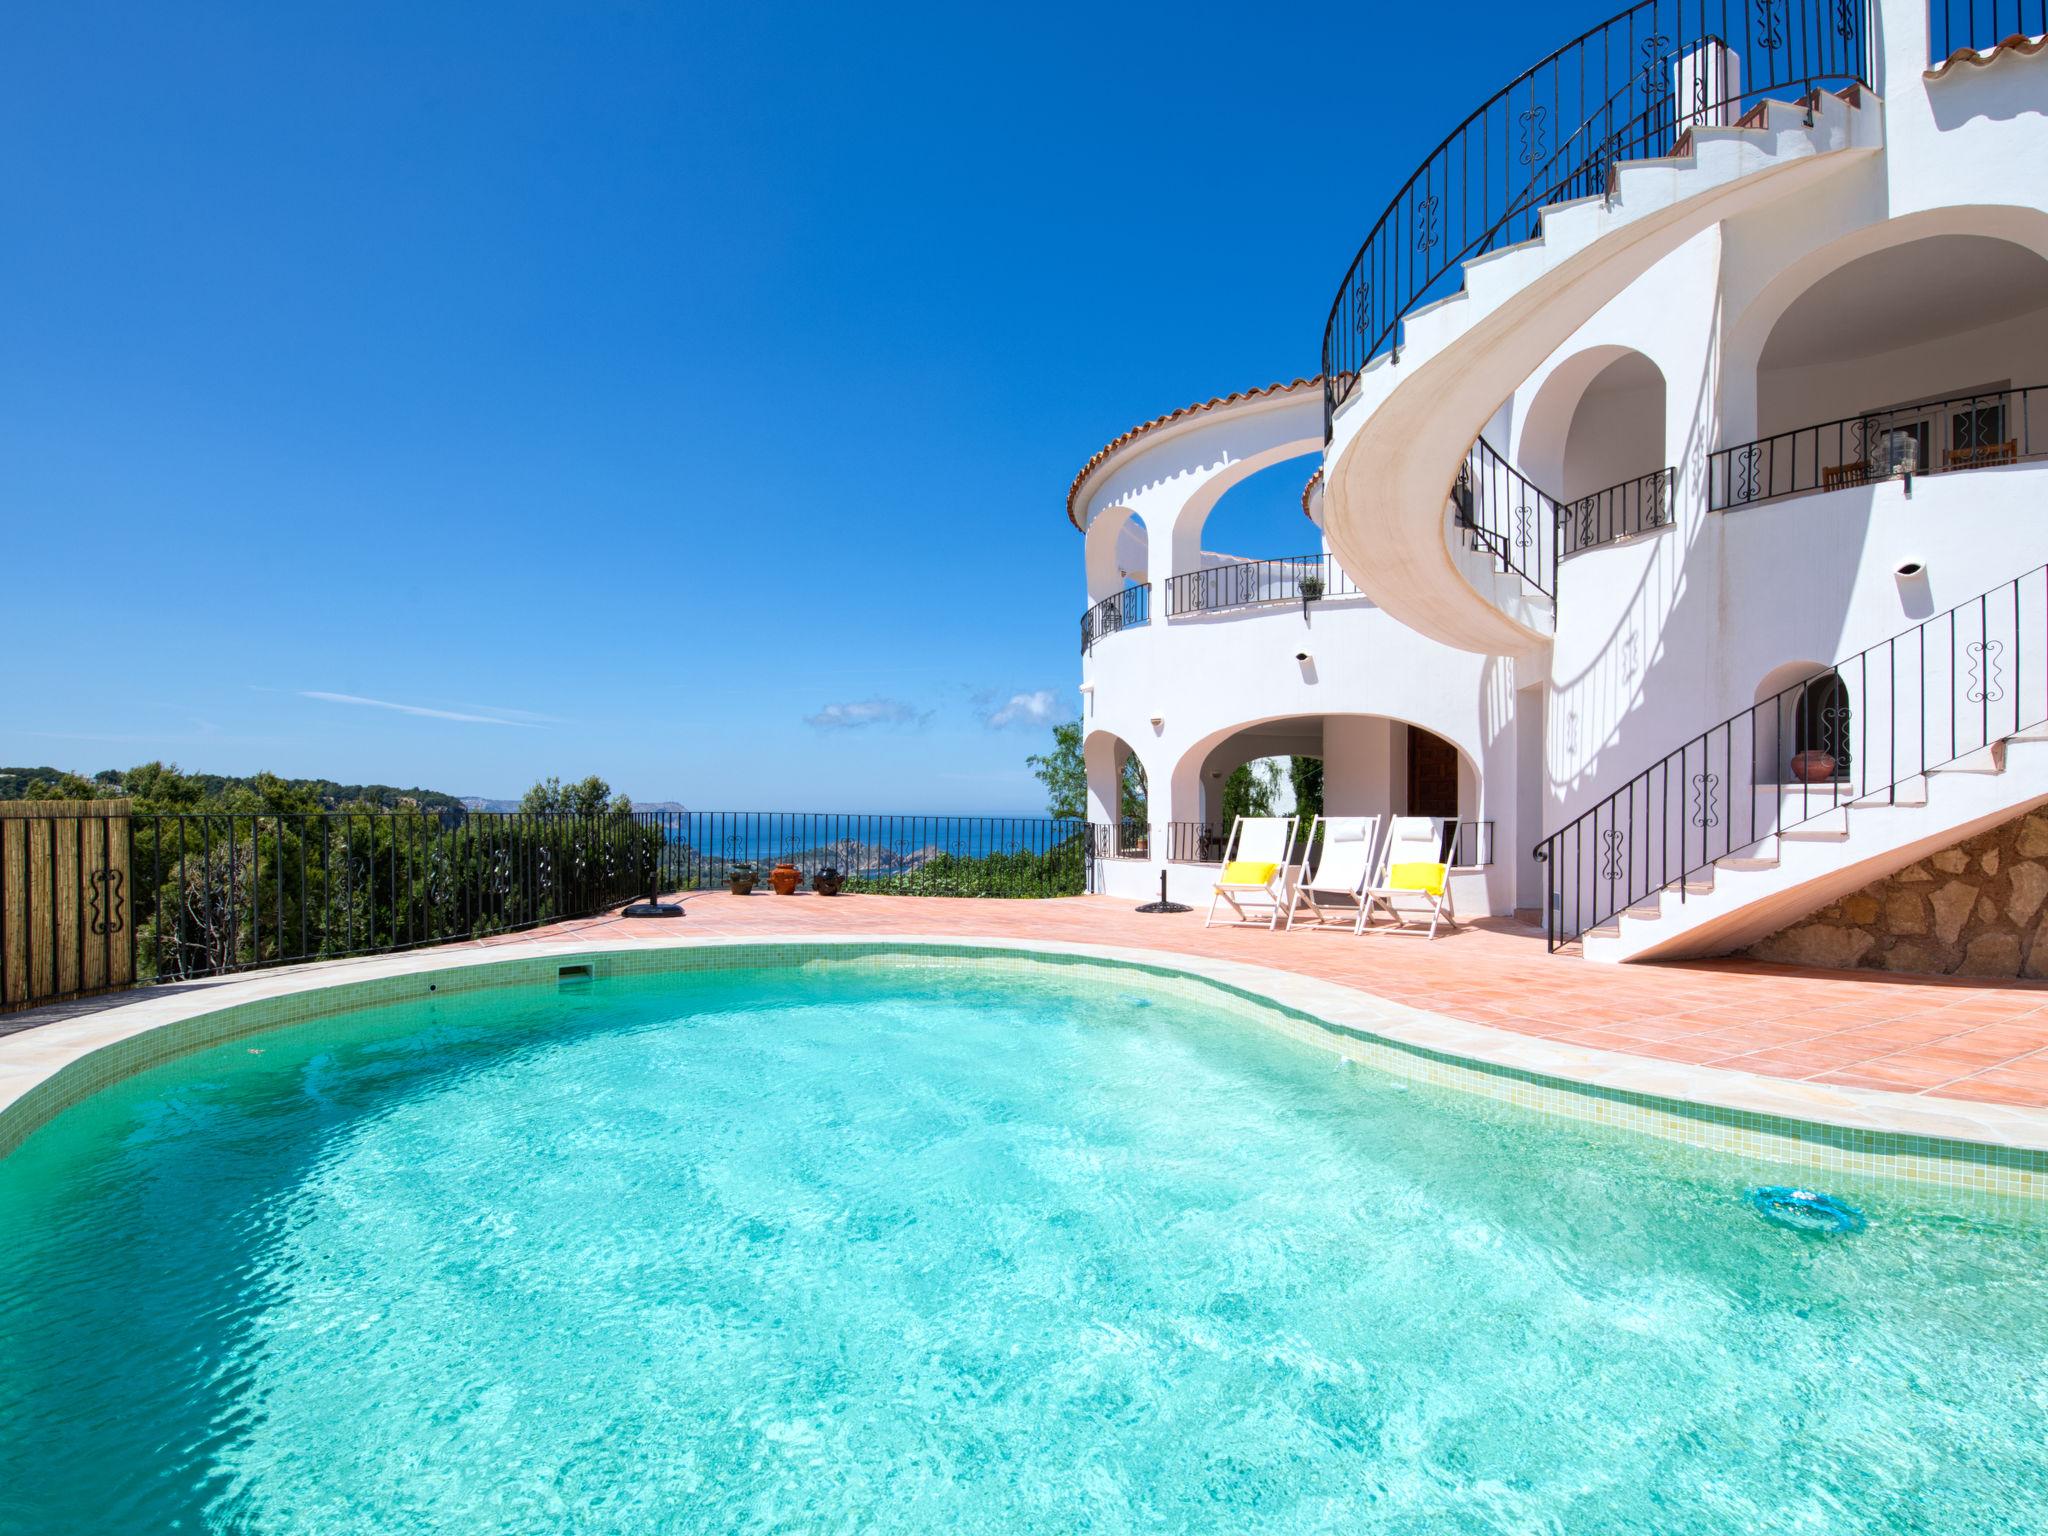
{"left": 1747, "top": 806, "right": 2048, "bottom": 977}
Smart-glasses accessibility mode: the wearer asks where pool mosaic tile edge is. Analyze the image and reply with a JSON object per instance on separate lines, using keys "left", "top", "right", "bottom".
{"left": 2, "top": 935, "right": 2046, "bottom": 1202}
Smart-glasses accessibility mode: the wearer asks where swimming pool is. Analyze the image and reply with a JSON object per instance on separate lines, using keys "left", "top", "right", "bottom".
{"left": 2, "top": 951, "right": 2045, "bottom": 1532}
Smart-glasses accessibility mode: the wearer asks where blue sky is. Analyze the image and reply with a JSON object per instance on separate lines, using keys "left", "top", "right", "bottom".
{"left": 1, "top": 0, "right": 1572, "bottom": 812}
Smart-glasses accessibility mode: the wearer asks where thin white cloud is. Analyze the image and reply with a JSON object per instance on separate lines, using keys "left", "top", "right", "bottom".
{"left": 980, "top": 689, "right": 1062, "bottom": 729}
{"left": 804, "top": 698, "right": 928, "bottom": 730}
{"left": 300, "top": 691, "right": 539, "bottom": 726}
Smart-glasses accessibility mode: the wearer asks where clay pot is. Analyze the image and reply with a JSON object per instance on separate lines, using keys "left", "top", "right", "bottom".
{"left": 769, "top": 861, "right": 802, "bottom": 896}
{"left": 1788, "top": 750, "right": 1837, "bottom": 784}
{"left": 812, "top": 867, "right": 845, "bottom": 897}
{"left": 726, "top": 869, "right": 757, "bottom": 895}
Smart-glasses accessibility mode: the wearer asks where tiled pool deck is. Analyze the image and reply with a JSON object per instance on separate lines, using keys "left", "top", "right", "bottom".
{"left": 506, "top": 891, "right": 2048, "bottom": 1109}
{"left": 9, "top": 892, "right": 2048, "bottom": 1197}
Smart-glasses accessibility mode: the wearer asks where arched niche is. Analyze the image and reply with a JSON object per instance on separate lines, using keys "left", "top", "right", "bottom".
{"left": 1084, "top": 506, "right": 1150, "bottom": 605}
{"left": 1723, "top": 209, "right": 2048, "bottom": 446}
{"left": 1516, "top": 346, "right": 1669, "bottom": 502}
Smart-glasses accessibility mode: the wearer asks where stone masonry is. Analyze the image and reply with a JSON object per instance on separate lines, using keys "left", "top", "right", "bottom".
{"left": 1747, "top": 805, "right": 2048, "bottom": 977}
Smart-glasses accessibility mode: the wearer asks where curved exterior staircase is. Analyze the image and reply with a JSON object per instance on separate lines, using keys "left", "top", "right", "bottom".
{"left": 1544, "top": 564, "right": 2048, "bottom": 962}
{"left": 1316, "top": 0, "right": 1881, "bottom": 653}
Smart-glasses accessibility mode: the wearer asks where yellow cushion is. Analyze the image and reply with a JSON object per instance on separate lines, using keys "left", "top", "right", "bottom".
{"left": 1388, "top": 862, "right": 1448, "bottom": 896}
{"left": 1219, "top": 860, "right": 1279, "bottom": 886}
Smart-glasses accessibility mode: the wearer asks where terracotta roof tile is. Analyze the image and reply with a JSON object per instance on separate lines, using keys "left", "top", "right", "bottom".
{"left": 1300, "top": 465, "right": 1324, "bottom": 522}
{"left": 1925, "top": 31, "right": 2046, "bottom": 78}
{"left": 1065, "top": 378, "right": 1322, "bottom": 530}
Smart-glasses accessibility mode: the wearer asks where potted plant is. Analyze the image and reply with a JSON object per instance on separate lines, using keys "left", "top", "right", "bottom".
{"left": 812, "top": 866, "right": 846, "bottom": 897}
{"left": 726, "top": 863, "right": 758, "bottom": 895}
{"left": 769, "top": 860, "right": 802, "bottom": 896}
{"left": 1788, "top": 750, "right": 1837, "bottom": 784}
{"left": 1297, "top": 572, "right": 1324, "bottom": 621}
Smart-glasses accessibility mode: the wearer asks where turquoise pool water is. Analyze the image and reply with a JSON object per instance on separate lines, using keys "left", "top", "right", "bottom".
{"left": 2, "top": 957, "right": 2046, "bottom": 1533}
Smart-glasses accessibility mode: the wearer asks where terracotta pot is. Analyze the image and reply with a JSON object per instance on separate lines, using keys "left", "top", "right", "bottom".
{"left": 726, "top": 871, "right": 757, "bottom": 895}
{"left": 1788, "top": 750, "right": 1837, "bottom": 784}
{"left": 812, "top": 868, "right": 845, "bottom": 897}
{"left": 769, "top": 861, "right": 802, "bottom": 896}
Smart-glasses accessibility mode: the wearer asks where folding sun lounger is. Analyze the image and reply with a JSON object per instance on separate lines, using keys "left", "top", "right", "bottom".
{"left": 1203, "top": 815, "right": 1299, "bottom": 930}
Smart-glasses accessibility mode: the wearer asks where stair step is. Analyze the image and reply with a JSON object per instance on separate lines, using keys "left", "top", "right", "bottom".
{"left": 1716, "top": 854, "right": 1780, "bottom": 871}
{"left": 1780, "top": 825, "right": 1851, "bottom": 842}
{"left": 1930, "top": 742, "right": 2008, "bottom": 774}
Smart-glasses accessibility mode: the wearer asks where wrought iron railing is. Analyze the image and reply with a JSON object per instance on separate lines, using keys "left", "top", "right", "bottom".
{"left": 1930, "top": 0, "right": 2045, "bottom": 64}
{"left": 1081, "top": 583, "right": 1150, "bottom": 652}
{"left": 124, "top": 809, "right": 652, "bottom": 993}
{"left": 1161, "top": 555, "right": 1363, "bottom": 617}
{"left": 1558, "top": 467, "right": 1675, "bottom": 557}
{"left": 643, "top": 812, "right": 1088, "bottom": 898}
{"left": 1538, "top": 565, "right": 2048, "bottom": 949}
{"left": 1, "top": 809, "right": 1098, "bottom": 1011}
{"left": 1322, "top": 0, "right": 1871, "bottom": 435}
{"left": 1087, "top": 820, "right": 1151, "bottom": 859}
{"left": 1166, "top": 822, "right": 1226, "bottom": 863}
{"left": 1454, "top": 437, "right": 1563, "bottom": 600}
{"left": 1710, "top": 385, "right": 2044, "bottom": 510}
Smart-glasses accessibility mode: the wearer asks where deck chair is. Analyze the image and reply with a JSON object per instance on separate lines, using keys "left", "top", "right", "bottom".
{"left": 1203, "top": 815, "right": 1298, "bottom": 930}
{"left": 1286, "top": 815, "right": 1384, "bottom": 933}
{"left": 1361, "top": 817, "right": 1459, "bottom": 938}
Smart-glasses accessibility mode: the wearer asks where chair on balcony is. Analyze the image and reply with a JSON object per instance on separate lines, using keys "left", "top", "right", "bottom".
{"left": 1944, "top": 439, "right": 2019, "bottom": 471}
{"left": 1360, "top": 817, "right": 1459, "bottom": 939}
{"left": 1203, "top": 815, "right": 1299, "bottom": 931}
{"left": 1286, "top": 815, "right": 1384, "bottom": 934}
{"left": 1820, "top": 461, "right": 1873, "bottom": 491}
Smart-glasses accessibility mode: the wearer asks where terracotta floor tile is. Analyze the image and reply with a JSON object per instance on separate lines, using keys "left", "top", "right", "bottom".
{"left": 453, "top": 890, "right": 2048, "bottom": 1110}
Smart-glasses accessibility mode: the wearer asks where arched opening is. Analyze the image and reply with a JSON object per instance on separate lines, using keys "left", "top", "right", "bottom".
{"left": 1083, "top": 506, "right": 1150, "bottom": 605}
{"left": 1172, "top": 716, "right": 1483, "bottom": 866}
{"left": 1514, "top": 346, "right": 1670, "bottom": 554}
{"left": 1736, "top": 232, "right": 2048, "bottom": 497}
{"left": 1559, "top": 353, "right": 1667, "bottom": 505}
{"left": 1083, "top": 729, "right": 1150, "bottom": 856}
{"left": 1752, "top": 663, "right": 1852, "bottom": 784}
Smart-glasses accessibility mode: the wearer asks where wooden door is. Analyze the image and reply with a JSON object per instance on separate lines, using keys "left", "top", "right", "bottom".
{"left": 1406, "top": 728, "right": 1459, "bottom": 819}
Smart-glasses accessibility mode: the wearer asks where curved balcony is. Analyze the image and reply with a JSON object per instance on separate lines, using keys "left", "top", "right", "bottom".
{"left": 1080, "top": 583, "right": 1149, "bottom": 653}
{"left": 1709, "top": 384, "right": 2046, "bottom": 510}
{"left": 1320, "top": 0, "right": 1873, "bottom": 427}
{"left": 1161, "top": 555, "right": 1362, "bottom": 618}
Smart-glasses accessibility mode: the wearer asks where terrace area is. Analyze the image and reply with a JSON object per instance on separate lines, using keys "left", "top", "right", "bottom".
{"left": 488, "top": 890, "right": 2048, "bottom": 1110}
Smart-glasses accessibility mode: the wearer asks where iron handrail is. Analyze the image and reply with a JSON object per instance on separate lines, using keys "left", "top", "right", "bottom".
{"left": 1080, "top": 583, "right": 1150, "bottom": 652}
{"left": 1538, "top": 564, "right": 2048, "bottom": 949}
{"left": 1929, "top": 0, "right": 2046, "bottom": 64}
{"left": 1161, "top": 554, "right": 1363, "bottom": 617}
{"left": 1321, "top": 0, "right": 1871, "bottom": 437}
{"left": 1455, "top": 436, "right": 1563, "bottom": 600}
{"left": 1559, "top": 466, "right": 1676, "bottom": 557}
{"left": 1710, "top": 384, "right": 2044, "bottom": 510}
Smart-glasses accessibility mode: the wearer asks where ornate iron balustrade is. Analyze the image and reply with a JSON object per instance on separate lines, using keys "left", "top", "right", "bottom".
{"left": 1454, "top": 437, "right": 1562, "bottom": 600}
{"left": 1321, "top": 0, "right": 1872, "bottom": 436}
{"left": 1558, "top": 466, "right": 1676, "bottom": 558}
{"left": 1080, "top": 583, "right": 1150, "bottom": 652}
{"left": 1930, "top": 0, "right": 2045, "bottom": 63}
{"left": 1538, "top": 565, "right": 2048, "bottom": 949}
{"left": 1161, "top": 555, "right": 1362, "bottom": 617}
{"left": 2, "top": 808, "right": 1098, "bottom": 1009}
{"left": 1087, "top": 820, "right": 1152, "bottom": 860}
{"left": 1710, "top": 385, "right": 2044, "bottom": 510}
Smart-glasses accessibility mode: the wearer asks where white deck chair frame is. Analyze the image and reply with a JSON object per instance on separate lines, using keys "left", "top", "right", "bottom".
{"left": 1286, "top": 815, "right": 1385, "bottom": 934}
{"left": 1203, "top": 815, "right": 1299, "bottom": 930}
{"left": 1361, "top": 816, "right": 1460, "bottom": 938}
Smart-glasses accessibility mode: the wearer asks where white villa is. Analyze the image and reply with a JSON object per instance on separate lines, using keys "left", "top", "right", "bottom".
{"left": 1073, "top": 0, "right": 2046, "bottom": 967}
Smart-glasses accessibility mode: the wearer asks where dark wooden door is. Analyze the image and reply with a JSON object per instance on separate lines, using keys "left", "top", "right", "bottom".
{"left": 1406, "top": 728, "right": 1459, "bottom": 818}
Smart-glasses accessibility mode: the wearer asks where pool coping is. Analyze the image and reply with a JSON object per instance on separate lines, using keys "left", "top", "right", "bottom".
{"left": 3, "top": 934, "right": 2047, "bottom": 1196}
